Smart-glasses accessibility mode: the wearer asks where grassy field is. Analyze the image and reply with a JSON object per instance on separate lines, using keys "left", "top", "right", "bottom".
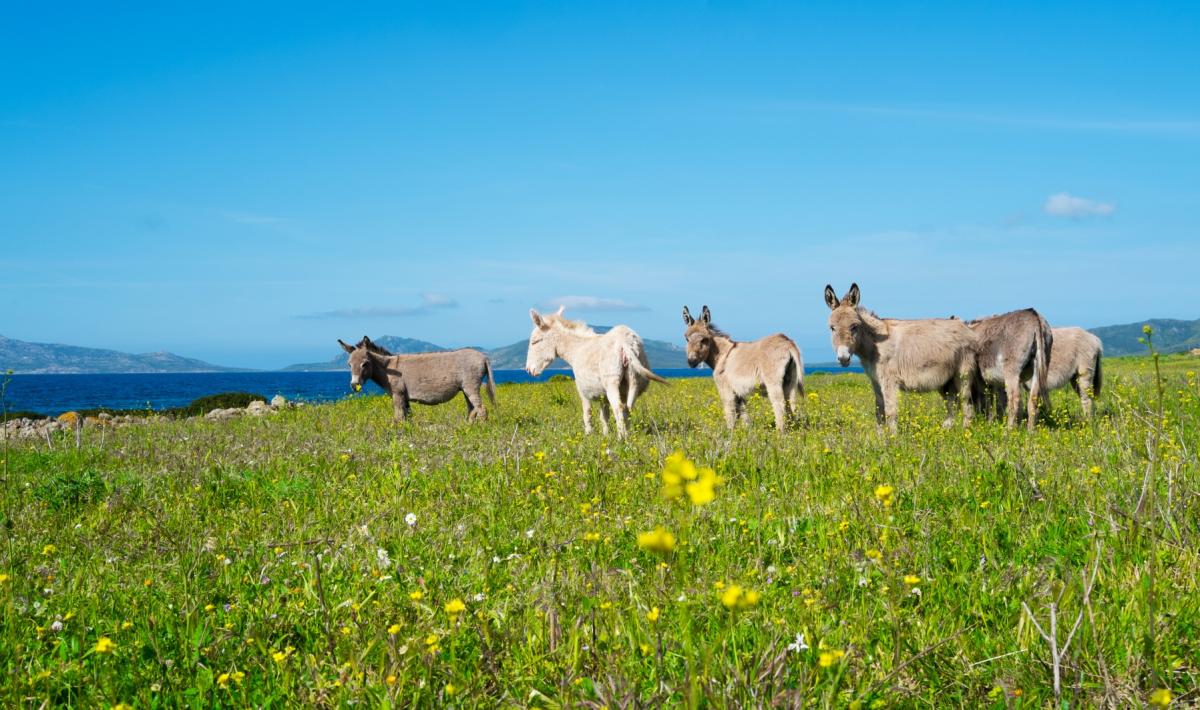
{"left": 1, "top": 352, "right": 1197, "bottom": 708}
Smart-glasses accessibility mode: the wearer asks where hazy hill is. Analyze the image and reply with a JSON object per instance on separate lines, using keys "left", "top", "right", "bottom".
{"left": 0, "top": 335, "right": 244, "bottom": 374}
{"left": 1089, "top": 318, "right": 1200, "bottom": 357}
{"left": 281, "top": 336, "right": 449, "bottom": 371}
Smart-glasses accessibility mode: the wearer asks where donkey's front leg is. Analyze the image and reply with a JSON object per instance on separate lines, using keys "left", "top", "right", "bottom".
{"left": 882, "top": 383, "right": 900, "bottom": 434}
{"left": 958, "top": 373, "right": 975, "bottom": 427}
{"left": 765, "top": 383, "right": 788, "bottom": 432}
{"left": 392, "top": 392, "right": 410, "bottom": 422}
{"left": 580, "top": 397, "right": 594, "bottom": 435}
{"left": 870, "top": 380, "right": 886, "bottom": 429}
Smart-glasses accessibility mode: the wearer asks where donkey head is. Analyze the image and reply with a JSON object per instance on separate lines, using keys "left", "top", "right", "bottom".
{"left": 681, "top": 305, "right": 715, "bottom": 368}
{"left": 824, "top": 283, "right": 863, "bottom": 367}
{"left": 525, "top": 306, "right": 564, "bottom": 376}
{"left": 339, "top": 336, "right": 378, "bottom": 391}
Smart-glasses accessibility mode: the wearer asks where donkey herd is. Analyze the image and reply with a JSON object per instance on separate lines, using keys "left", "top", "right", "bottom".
{"left": 338, "top": 283, "right": 1103, "bottom": 438}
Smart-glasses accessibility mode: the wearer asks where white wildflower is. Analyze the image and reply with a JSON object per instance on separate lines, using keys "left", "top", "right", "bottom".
{"left": 405, "top": 513, "right": 417, "bottom": 527}
{"left": 786, "top": 633, "right": 809, "bottom": 653}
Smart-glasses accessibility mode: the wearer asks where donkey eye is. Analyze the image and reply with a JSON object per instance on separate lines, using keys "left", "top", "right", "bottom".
{"left": 829, "top": 325, "right": 835, "bottom": 331}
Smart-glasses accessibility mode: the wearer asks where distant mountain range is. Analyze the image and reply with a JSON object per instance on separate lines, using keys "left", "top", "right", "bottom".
{"left": 1089, "top": 318, "right": 1200, "bottom": 357}
{"left": 0, "top": 335, "right": 247, "bottom": 374}
{"left": 282, "top": 328, "right": 691, "bottom": 371}
{"left": 4, "top": 317, "right": 1197, "bottom": 374}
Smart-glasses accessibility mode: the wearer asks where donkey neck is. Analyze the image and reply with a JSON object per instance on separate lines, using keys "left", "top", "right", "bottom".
{"left": 706, "top": 333, "right": 739, "bottom": 370}
{"left": 366, "top": 351, "right": 396, "bottom": 392}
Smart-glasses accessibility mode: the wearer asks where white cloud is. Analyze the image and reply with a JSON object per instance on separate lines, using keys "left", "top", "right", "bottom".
{"left": 540, "top": 295, "right": 649, "bottom": 313}
{"left": 1043, "top": 193, "right": 1116, "bottom": 218}
{"left": 298, "top": 293, "right": 458, "bottom": 319}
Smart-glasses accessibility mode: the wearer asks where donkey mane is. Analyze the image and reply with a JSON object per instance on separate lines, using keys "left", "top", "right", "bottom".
{"left": 541, "top": 313, "right": 596, "bottom": 334}
{"left": 356, "top": 336, "right": 393, "bottom": 356}
{"left": 692, "top": 321, "right": 731, "bottom": 340}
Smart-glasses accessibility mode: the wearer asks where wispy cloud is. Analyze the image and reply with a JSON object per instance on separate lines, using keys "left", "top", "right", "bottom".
{"left": 1043, "top": 192, "right": 1116, "bottom": 218}
{"left": 539, "top": 295, "right": 649, "bottom": 313}
{"left": 298, "top": 293, "right": 459, "bottom": 319}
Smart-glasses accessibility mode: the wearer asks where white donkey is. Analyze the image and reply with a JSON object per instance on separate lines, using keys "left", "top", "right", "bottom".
{"left": 525, "top": 307, "right": 667, "bottom": 438}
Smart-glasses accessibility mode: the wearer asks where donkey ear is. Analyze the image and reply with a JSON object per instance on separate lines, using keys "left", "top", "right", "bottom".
{"left": 555, "top": 304, "right": 565, "bottom": 316}
{"left": 338, "top": 339, "right": 355, "bottom": 353}
{"left": 361, "top": 335, "right": 374, "bottom": 348}
{"left": 843, "top": 283, "right": 861, "bottom": 308}
{"left": 700, "top": 305, "right": 712, "bottom": 324}
{"left": 530, "top": 308, "right": 546, "bottom": 329}
{"left": 824, "top": 285, "right": 839, "bottom": 310}
{"left": 682, "top": 306, "right": 694, "bottom": 326}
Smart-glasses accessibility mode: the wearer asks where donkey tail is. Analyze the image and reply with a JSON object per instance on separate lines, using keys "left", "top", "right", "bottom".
{"left": 483, "top": 357, "right": 497, "bottom": 404}
{"left": 1091, "top": 352, "right": 1103, "bottom": 399}
{"left": 624, "top": 347, "right": 669, "bottom": 384}
{"left": 1032, "top": 315, "right": 1052, "bottom": 403}
{"left": 786, "top": 342, "right": 805, "bottom": 396}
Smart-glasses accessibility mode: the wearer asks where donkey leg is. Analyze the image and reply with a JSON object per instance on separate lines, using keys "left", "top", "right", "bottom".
{"left": 940, "top": 383, "right": 957, "bottom": 428}
{"left": 959, "top": 373, "right": 975, "bottom": 427}
{"left": 605, "top": 384, "right": 628, "bottom": 439}
{"left": 1024, "top": 379, "right": 1039, "bottom": 432}
{"left": 597, "top": 397, "right": 612, "bottom": 436}
{"left": 1076, "top": 370, "right": 1094, "bottom": 418}
{"left": 580, "top": 397, "right": 594, "bottom": 435}
{"left": 1003, "top": 376, "right": 1022, "bottom": 429}
{"left": 871, "top": 381, "right": 886, "bottom": 429}
{"left": 765, "top": 384, "right": 788, "bottom": 432}
{"left": 465, "top": 388, "right": 486, "bottom": 422}
{"left": 883, "top": 384, "right": 900, "bottom": 434}
{"left": 393, "top": 393, "right": 409, "bottom": 422}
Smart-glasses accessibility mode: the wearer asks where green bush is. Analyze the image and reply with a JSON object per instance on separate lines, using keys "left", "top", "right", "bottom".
{"left": 33, "top": 469, "right": 107, "bottom": 510}
{"left": 2, "top": 410, "right": 49, "bottom": 421}
{"left": 173, "top": 392, "right": 266, "bottom": 417}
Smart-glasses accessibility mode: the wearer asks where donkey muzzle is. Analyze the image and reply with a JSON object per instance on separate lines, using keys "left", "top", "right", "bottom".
{"left": 836, "top": 346, "right": 852, "bottom": 367}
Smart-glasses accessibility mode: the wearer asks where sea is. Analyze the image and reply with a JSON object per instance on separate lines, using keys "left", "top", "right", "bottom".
{"left": 2, "top": 366, "right": 861, "bottom": 416}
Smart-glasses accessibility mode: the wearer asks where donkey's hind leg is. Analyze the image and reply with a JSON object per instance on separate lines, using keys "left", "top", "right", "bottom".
{"left": 765, "top": 382, "right": 788, "bottom": 432}
{"left": 580, "top": 397, "right": 595, "bottom": 435}
{"left": 605, "top": 383, "right": 628, "bottom": 438}
{"left": 463, "top": 387, "right": 487, "bottom": 422}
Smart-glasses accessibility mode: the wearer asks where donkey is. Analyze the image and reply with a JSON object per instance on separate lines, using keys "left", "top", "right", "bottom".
{"left": 1032, "top": 326, "right": 1103, "bottom": 418}
{"left": 825, "top": 283, "right": 979, "bottom": 433}
{"left": 338, "top": 336, "right": 495, "bottom": 423}
{"left": 960, "top": 309, "right": 1052, "bottom": 431}
{"left": 682, "top": 305, "right": 804, "bottom": 431}
{"left": 525, "top": 307, "right": 667, "bottom": 438}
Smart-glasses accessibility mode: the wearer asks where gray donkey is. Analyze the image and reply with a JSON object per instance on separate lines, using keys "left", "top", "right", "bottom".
{"left": 960, "top": 309, "right": 1052, "bottom": 431}
{"left": 1034, "top": 326, "right": 1102, "bottom": 418}
{"left": 338, "top": 336, "right": 495, "bottom": 423}
{"left": 682, "top": 305, "right": 804, "bottom": 431}
{"left": 826, "top": 283, "right": 979, "bottom": 433}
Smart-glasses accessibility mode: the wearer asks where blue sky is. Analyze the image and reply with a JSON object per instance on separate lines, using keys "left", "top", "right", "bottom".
{"left": 2, "top": 2, "right": 1198, "bottom": 369}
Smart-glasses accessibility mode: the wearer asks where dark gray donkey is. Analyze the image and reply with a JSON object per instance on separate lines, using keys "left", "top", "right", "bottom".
{"left": 961, "top": 309, "right": 1052, "bottom": 431}
{"left": 338, "top": 336, "right": 496, "bottom": 423}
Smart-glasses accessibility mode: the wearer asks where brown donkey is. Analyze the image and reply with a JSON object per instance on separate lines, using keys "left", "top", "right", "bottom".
{"left": 338, "top": 336, "right": 495, "bottom": 423}
{"left": 825, "top": 284, "right": 979, "bottom": 433}
{"left": 962, "top": 309, "right": 1053, "bottom": 431}
{"left": 682, "top": 305, "right": 804, "bottom": 431}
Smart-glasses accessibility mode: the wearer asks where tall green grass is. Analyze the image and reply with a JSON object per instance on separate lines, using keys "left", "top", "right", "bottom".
{"left": 0, "top": 355, "right": 1196, "bottom": 707}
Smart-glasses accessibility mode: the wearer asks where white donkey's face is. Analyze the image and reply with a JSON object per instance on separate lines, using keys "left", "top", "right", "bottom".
{"left": 525, "top": 309, "right": 557, "bottom": 376}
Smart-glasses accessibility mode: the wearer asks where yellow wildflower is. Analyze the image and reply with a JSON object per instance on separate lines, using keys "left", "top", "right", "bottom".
{"left": 1089, "top": 465, "right": 1101, "bottom": 475}
{"left": 121, "top": 621, "right": 133, "bottom": 630}
{"left": 865, "top": 548, "right": 882, "bottom": 561}
{"left": 1149, "top": 688, "right": 1172, "bottom": 707}
{"left": 409, "top": 590, "right": 423, "bottom": 601}
{"left": 444, "top": 599, "right": 466, "bottom": 616}
{"left": 386, "top": 674, "right": 398, "bottom": 686}
{"left": 637, "top": 527, "right": 677, "bottom": 554}
{"left": 42, "top": 544, "right": 57, "bottom": 556}
{"left": 685, "top": 467, "right": 722, "bottom": 506}
{"left": 94, "top": 637, "right": 116, "bottom": 654}
{"left": 719, "top": 584, "right": 761, "bottom": 611}
{"left": 818, "top": 650, "right": 845, "bottom": 667}
{"left": 646, "top": 606, "right": 660, "bottom": 622}
{"left": 445, "top": 683, "right": 457, "bottom": 696}
{"left": 903, "top": 574, "right": 921, "bottom": 585}
{"left": 425, "top": 633, "right": 439, "bottom": 646}
{"left": 388, "top": 623, "right": 401, "bottom": 635}
{"left": 217, "top": 672, "right": 231, "bottom": 688}
{"left": 874, "top": 485, "right": 894, "bottom": 506}
{"left": 0, "top": 573, "right": 9, "bottom": 584}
